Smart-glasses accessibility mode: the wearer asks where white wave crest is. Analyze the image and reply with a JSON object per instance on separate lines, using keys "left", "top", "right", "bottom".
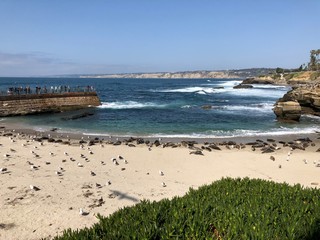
{"left": 156, "top": 87, "right": 219, "bottom": 94}
{"left": 98, "top": 101, "right": 167, "bottom": 109}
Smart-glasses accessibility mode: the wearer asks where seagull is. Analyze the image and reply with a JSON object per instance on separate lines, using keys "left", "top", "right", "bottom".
{"left": 77, "top": 162, "right": 83, "bottom": 167}
{"left": 34, "top": 146, "right": 38, "bottom": 149}
{"left": 107, "top": 180, "right": 111, "bottom": 185}
{"left": 124, "top": 159, "right": 128, "bottom": 164}
{"left": 161, "top": 182, "right": 166, "bottom": 187}
{"left": 30, "top": 185, "right": 40, "bottom": 191}
{"left": 21, "top": 143, "right": 26, "bottom": 147}
{"left": 70, "top": 157, "right": 75, "bottom": 162}
{"left": 100, "top": 161, "right": 105, "bottom": 165}
{"left": 45, "top": 161, "right": 51, "bottom": 165}
{"left": 159, "top": 170, "right": 164, "bottom": 176}
{"left": 0, "top": 167, "right": 7, "bottom": 173}
{"left": 118, "top": 155, "right": 123, "bottom": 160}
{"left": 89, "top": 151, "right": 93, "bottom": 155}
{"left": 64, "top": 152, "right": 68, "bottom": 156}
{"left": 58, "top": 166, "right": 64, "bottom": 171}
{"left": 3, "top": 154, "right": 10, "bottom": 158}
{"left": 39, "top": 142, "right": 43, "bottom": 146}
{"left": 270, "top": 156, "right": 275, "bottom": 161}
{"left": 95, "top": 183, "right": 102, "bottom": 188}
{"left": 111, "top": 157, "right": 116, "bottom": 162}
{"left": 79, "top": 208, "right": 88, "bottom": 216}
{"left": 113, "top": 160, "right": 119, "bottom": 165}
{"left": 49, "top": 152, "right": 54, "bottom": 156}
{"left": 90, "top": 171, "right": 96, "bottom": 176}
{"left": 27, "top": 161, "right": 34, "bottom": 165}
{"left": 31, "top": 165, "right": 38, "bottom": 170}
{"left": 80, "top": 154, "right": 85, "bottom": 158}
{"left": 55, "top": 171, "right": 62, "bottom": 176}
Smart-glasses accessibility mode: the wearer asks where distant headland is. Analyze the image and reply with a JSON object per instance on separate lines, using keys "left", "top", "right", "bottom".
{"left": 78, "top": 68, "right": 274, "bottom": 79}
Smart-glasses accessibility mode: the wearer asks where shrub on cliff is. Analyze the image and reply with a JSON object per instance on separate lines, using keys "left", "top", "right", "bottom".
{"left": 54, "top": 178, "right": 320, "bottom": 240}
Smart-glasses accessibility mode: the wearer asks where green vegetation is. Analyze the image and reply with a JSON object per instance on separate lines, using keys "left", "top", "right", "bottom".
{"left": 309, "top": 49, "right": 320, "bottom": 71}
{"left": 54, "top": 178, "right": 320, "bottom": 240}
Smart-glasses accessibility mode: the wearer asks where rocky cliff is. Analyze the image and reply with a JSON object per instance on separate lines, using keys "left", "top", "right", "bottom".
{"left": 80, "top": 71, "right": 239, "bottom": 79}
{"left": 0, "top": 92, "right": 101, "bottom": 117}
{"left": 273, "top": 81, "right": 320, "bottom": 122}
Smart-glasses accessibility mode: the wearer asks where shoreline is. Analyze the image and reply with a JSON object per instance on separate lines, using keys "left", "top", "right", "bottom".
{"left": 1, "top": 123, "right": 320, "bottom": 239}
{"left": 1, "top": 120, "right": 319, "bottom": 144}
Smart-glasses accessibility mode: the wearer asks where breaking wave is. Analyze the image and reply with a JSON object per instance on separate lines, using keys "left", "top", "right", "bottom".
{"left": 98, "top": 101, "right": 168, "bottom": 109}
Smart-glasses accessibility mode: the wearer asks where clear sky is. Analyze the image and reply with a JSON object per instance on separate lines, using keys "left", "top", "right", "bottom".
{"left": 0, "top": 0, "right": 319, "bottom": 76}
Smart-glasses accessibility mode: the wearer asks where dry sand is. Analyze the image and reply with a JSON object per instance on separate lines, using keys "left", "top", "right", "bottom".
{"left": 0, "top": 128, "right": 320, "bottom": 240}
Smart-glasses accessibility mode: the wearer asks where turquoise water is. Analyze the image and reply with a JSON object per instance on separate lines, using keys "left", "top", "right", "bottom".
{"left": 0, "top": 77, "right": 319, "bottom": 138}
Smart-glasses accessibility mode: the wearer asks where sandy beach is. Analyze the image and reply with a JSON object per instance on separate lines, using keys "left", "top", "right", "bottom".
{"left": 0, "top": 127, "right": 320, "bottom": 240}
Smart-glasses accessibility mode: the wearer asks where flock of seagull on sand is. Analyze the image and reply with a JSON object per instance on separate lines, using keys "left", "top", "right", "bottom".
{"left": 0, "top": 130, "right": 170, "bottom": 216}
{"left": 1, "top": 129, "right": 320, "bottom": 216}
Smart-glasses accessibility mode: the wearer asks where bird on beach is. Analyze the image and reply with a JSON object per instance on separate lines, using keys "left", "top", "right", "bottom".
{"left": 30, "top": 165, "right": 38, "bottom": 170}
{"left": 113, "top": 160, "right": 119, "bottom": 165}
{"left": 162, "top": 182, "right": 166, "bottom": 187}
{"left": 118, "top": 155, "right": 123, "bottom": 160}
{"left": 3, "top": 154, "right": 10, "bottom": 158}
{"left": 107, "top": 180, "right": 111, "bottom": 185}
{"left": 100, "top": 161, "right": 105, "bottom": 165}
{"left": 39, "top": 142, "right": 43, "bottom": 146}
{"left": 303, "top": 159, "right": 308, "bottom": 164}
{"left": 55, "top": 171, "right": 62, "bottom": 176}
{"left": 278, "top": 164, "right": 282, "bottom": 169}
{"left": 286, "top": 156, "right": 290, "bottom": 161}
{"left": 49, "top": 152, "right": 54, "bottom": 156}
{"left": 90, "top": 171, "right": 96, "bottom": 176}
{"left": 124, "top": 159, "right": 128, "bottom": 164}
{"left": 79, "top": 208, "right": 87, "bottom": 216}
{"left": 30, "top": 185, "right": 40, "bottom": 191}
{"left": 64, "top": 152, "right": 68, "bottom": 156}
{"left": 95, "top": 183, "right": 102, "bottom": 188}
{"left": 159, "top": 170, "right": 164, "bottom": 176}
{"left": 0, "top": 167, "right": 8, "bottom": 173}
{"left": 270, "top": 156, "right": 275, "bottom": 161}
{"left": 77, "top": 162, "right": 83, "bottom": 167}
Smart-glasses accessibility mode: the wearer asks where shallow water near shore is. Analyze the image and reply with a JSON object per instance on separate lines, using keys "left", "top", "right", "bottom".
{"left": 0, "top": 77, "right": 319, "bottom": 137}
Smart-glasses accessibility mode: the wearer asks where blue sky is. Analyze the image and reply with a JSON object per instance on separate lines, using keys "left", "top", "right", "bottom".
{"left": 0, "top": 0, "right": 319, "bottom": 76}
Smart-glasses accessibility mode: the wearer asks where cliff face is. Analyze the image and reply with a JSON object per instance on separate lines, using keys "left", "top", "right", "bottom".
{"left": 80, "top": 71, "right": 239, "bottom": 79}
{"left": 273, "top": 81, "right": 320, "bottom": 121}
{"left": 0, "top": 92, "right": 101, "bottom": 117}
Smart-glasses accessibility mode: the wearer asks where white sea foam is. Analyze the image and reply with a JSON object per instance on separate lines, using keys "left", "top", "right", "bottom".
{"left": 149, "top": 126, "right": 320, "bottom": 139}
{"left": 215, "top": 80, "right": 242, "bottom": 87}
{"left": 156, "top": 87, "right": 218, "bottom": 94}
{"left": 206, "top": 103, "right": 274, "bottom": 113}
{"left": 98, "top": 101, "right": 167, "bottom": 109}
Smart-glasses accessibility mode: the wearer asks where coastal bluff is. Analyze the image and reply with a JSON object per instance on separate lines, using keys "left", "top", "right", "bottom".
{"left": 0, "top": 92, "right": 101, "bottom": 117}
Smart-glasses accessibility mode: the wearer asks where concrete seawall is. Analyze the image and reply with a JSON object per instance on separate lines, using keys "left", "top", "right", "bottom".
{"left": 0, "top": 92, "right": 101, "bottom": 117}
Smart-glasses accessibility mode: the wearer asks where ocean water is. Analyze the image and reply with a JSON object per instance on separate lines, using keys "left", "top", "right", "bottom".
{"left": 0, "top": 77, "right": 319, "bottom": 138}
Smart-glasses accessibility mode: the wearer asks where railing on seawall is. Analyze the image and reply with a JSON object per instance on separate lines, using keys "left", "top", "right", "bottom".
{"left": 0, "top": 85, "right": 96, "bottom": 97}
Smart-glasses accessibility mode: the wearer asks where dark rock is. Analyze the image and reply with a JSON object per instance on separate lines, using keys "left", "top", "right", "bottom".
{"left": 201, "top": 105, "right": 212, "bottom": 110}
{"left": 62, "top": 112, "right": 94, "bottom": 120}
{"left": 233, "top": 84, "right": 253, "bottom": 89}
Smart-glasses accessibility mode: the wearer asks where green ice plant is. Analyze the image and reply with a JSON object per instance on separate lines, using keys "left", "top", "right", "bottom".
{"left": 54, "top": 178, "right": 320, "bottom": 240}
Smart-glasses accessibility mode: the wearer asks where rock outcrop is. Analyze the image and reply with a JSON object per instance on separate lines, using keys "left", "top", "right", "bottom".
{"left": 273, "top": 101, "right": 302, "bottom": 122}
{"left": 273, "top": 81, "right": 320, "bottom": 122}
